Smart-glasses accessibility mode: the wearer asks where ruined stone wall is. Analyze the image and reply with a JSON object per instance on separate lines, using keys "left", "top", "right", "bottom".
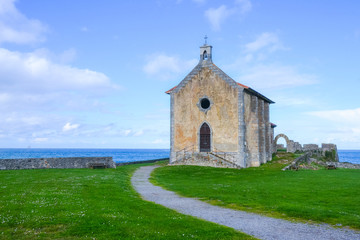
{"left": 303, "top": 144, "right": 319, "bottom": 151}
{"left": 172, "top": 67, "right": 239, "bottom": 154}
{"left": 274, "top": 133, "right": 339, "bottom": 162}
{"left": 0, "top": 157, "right": 115, "bottom": 170}
{"left": 244, "top": 94, "right": 260, "bottom": 167}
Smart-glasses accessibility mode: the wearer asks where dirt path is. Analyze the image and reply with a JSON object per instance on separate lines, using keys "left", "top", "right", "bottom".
{"left": 131, "top": 165, "right": 360, "bottom": 240}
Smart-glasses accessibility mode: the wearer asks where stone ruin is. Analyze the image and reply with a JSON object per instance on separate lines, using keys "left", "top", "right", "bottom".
{"left": 273, "top": 133, "right": 339, "bottom": 161}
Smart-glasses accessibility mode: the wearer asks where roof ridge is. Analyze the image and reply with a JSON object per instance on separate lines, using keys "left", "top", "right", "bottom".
{"left": 165, "top": 62, "right": 274, "bottom": 103}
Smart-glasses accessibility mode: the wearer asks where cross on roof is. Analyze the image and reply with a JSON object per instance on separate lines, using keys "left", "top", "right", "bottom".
{"left": 204, "top": 35, "right": 208, "bottom": 44}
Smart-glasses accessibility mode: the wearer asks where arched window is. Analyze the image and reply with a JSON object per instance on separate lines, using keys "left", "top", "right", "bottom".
{"left": 203, "top": 50, "right": 208, "bottom": 60}
{"left": 200, "top": 123, "right": 211, "bottom": 152}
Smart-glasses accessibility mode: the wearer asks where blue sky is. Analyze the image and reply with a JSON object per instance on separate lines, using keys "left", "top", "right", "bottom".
{"left": 0, "top": 0, "right": 359, "bottom": 149}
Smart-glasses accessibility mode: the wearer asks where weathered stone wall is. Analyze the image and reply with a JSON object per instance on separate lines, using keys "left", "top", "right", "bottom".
{"left": 0, "top": 157, "right": 115, "bottom": 170}
{"left": 293, "top": 142, "right": 302, "bottom": 152}
{"left": 303, "top": 144, "right": 319, "bottom": 151}
{"left": 172, "top": 152, "right": 241, "bottom": 169}
{"left": 270, "top": 125, "right": 276, "bottom": 154}
{"left": 274, "top": 134, "right": 338, "bottom": 162}
{"left": 172, "top": 67, "right": 239, "bottom": 153}
{"left": 237, "top": 88, "right": 247, "bottom": 167}
{"left": 244, "top": 94, "right": 260, "bottom": 166}
{"left": 321, "top": 143, "right": 339, "bottom": 161}
{"left": 286, "top": 140, "right": 303, "bottom": 153}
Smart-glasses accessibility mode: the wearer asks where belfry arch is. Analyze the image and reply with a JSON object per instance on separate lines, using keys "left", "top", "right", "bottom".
{"left": 274, "top": 134, "right": 290, "bottom": 152}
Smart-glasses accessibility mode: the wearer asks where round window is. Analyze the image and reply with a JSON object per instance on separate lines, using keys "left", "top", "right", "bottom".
{"left": 201, "top": 98, "right": 210, "bottom": 109}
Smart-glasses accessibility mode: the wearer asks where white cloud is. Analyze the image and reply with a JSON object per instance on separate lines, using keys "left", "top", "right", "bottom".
{"left": 245, "top": 32, "right": 283, "bottom": 52}
{"left": 63, "top": 122, "right": 79, "bottom": 132}
{"left": 308, "top": 108, "right": 360, "bottom": 126}
{"left": 205, "top": 5, "right": 235, "bottom": 31}
{"left": 151, "top": 138, "right": 167, "bottom": 144}
{"left": 143, "top": 53, "right": 197, "bottom": 80}
{"left": 33, "top": 137, "right": 48, "bottom": 142}
{"left": 204, "top": 0, "right": 252, "bottom": 31}
{"left": 225, "top": 32, "right": 315, "bottom": 90}
{"left": 235, "top": 0, "right": 252, "bottom": 14}
{"left": 242, "top": 32, "right": 288, "bottom": 63}
{"left": 0, "top": 1, "right": 125, "bottom": 148}
{"left": 59, "top": 48, "right": 77, "bottom": 63}
{"left": 239, "top": 64, "right": 317, "bottom": 90}
{"left": 0, "top": 0, "right": 47, "bottom": 45}
{"left": 123, "top": 129, "right": 132, "bottom": 136}
{"left": 306, "top": 108, "right": 360, "bottom": 148}
{"left": 275, "top": 96, "right": 314, "bottom": 106}
{"left": 0, "top": 48, "right": 116, "bottom": 94}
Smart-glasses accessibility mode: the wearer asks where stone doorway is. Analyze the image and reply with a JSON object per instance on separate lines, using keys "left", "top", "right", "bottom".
{"left": 274, "top": 134, "right": 291, "bottom": 152}
{"left": 200, "top": 123, "right": 211, "bottom": 152}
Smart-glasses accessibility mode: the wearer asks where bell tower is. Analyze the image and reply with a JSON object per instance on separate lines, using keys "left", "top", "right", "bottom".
{"left": 200, "top": 35, "right": 212, "bottom": 62}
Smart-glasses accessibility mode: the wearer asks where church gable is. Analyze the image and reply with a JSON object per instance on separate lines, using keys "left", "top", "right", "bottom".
{"left": 166, "top": 45, "right": 273, "bottom": 104}
{"left": 172, "top": 62, "right": 240, "bottom": 95}
{"left": 172, "top": 66, "right": 240, "bottom": 153}
{"left": 166, "top": 43, "right": 242, "bottom": 95}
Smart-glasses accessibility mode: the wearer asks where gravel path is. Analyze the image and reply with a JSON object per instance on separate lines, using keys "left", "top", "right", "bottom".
{"left": 131, "top": 165, "right": 360, "bottom": 240}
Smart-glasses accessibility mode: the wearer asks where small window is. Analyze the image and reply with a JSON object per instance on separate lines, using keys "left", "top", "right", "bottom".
{"left": 197, "top": 96, "right": 212, "bottom": 113}
{"left": 201, "top": 98, "right": 210, "bottom": 109}
{"left": 203, "top": 50, "right": 208, "bottom": 60}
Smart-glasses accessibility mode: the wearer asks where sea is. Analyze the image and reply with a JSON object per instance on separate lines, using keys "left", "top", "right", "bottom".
{"left": 0, "top": 149, "right": 359, "bottom": 164}
{"left": 0, "top": 149, "right": 170, "bottom": 164}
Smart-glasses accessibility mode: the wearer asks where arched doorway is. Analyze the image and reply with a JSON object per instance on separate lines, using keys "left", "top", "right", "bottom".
{"left": 200, "top": 123, "right": 211, "bottom": 152}
{"left": 274, "top": 134, "right": 290, "bottom": 152}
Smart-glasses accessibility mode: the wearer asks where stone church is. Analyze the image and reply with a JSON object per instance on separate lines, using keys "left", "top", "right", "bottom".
{"left": 166, "top": 43, "right": 276, "bottom": 168}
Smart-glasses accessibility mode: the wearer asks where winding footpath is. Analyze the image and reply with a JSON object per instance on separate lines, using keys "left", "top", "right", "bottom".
{"left": 131, "top": 165, "right": 360, "bottom": 240}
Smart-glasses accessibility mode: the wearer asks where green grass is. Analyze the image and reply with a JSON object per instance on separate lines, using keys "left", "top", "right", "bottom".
{"left": 152, "top": 154, "right": 360, "bottom": 230}
{"left": 0, "top": 162, "right": 254, "bottom": 239}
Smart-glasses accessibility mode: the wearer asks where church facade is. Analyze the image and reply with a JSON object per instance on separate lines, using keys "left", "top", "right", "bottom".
{"left": 166, "top": 44, "right": 276, "bottom": 168}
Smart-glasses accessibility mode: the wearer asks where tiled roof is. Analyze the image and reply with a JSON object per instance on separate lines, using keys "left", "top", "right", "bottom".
{"left": 237, "top": 82, "right": 249, "bottom": 88}
{"left": 165, "top": 86, "right": 177, "bottom": 94}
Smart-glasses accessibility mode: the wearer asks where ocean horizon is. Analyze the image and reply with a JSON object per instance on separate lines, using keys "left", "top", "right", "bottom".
{"left": 0, "top": 148, "right": 170, "bottom": 163}
{"left": 0, "top": 148, "right": 359, "bottom": 164}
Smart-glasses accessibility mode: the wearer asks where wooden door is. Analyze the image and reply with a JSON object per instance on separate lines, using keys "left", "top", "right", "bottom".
{"left": 200, "top": 123, "right": 211, "bottom": 152}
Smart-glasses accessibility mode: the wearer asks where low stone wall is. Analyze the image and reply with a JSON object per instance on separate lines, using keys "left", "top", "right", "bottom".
{"left": 282, "top": 153, "right": 311, "bottom": 171}
{"left": 0, "top": 157, "right": 116, "bottom": 170}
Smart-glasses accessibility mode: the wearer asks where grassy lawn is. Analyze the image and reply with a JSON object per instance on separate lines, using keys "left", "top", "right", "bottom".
{"left": 0, "top": 162, "right": 254, "bottom": 239}
{"left": 152, "top": 154, "right": 360, "bottom": 230}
